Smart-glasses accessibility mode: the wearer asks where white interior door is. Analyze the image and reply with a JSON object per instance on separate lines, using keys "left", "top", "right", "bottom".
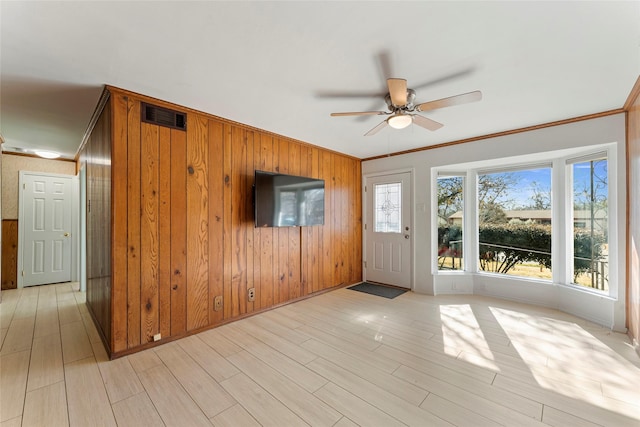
{"left": 364, "top": 171, "right": 412, "bottom": 288}
{"left": 19, "top": 172, "right": 74, "bottom": 287}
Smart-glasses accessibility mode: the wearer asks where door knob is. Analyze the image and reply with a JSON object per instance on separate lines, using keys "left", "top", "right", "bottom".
{"left": 404, "top": 234, "right": 410, "bottom": 239}
{"left": 63, "top": 232, "right": 70, "bottom": 237}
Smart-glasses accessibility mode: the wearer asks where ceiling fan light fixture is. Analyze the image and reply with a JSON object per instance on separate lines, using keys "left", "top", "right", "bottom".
{"left": 387, "top": 114, "right": 413, "bottom": 129}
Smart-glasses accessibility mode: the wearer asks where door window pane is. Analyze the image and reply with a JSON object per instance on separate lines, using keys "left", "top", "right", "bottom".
{"left": 437, "top": 176, "right": 464, "bottom": 270}
{"left": 374, "top": 182, "right": 401, "bottom": 233}
{"left": 477, "top": 167, "right": 552, "bottom": 280}
{"left": 572, "top": 158, "right": 608, "bottom": 290}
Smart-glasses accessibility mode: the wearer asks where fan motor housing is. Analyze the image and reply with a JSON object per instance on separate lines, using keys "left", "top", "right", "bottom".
{"left": 386, "top": 89, "right": 416, "bottom": 110}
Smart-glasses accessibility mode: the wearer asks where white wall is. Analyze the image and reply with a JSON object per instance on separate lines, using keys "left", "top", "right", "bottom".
{"left": 2, "top": 154, "right": 76, "bottom": 219}
{"left": 362, "top": 113, "right": 627, "bottom": 331}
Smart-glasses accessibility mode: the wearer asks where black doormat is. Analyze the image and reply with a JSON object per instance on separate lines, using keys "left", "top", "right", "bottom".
{"left": 348, "top": 282, "right": 408, "bottom": 299}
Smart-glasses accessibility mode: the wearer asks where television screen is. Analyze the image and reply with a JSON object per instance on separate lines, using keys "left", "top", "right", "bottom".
{"left": 254, "top": 170, "right": 325, "bottom": 227}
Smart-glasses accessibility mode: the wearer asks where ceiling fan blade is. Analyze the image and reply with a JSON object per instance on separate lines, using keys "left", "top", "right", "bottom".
{"left": 316, "top": 90, "right": 386, "bottom": 99}
{"left": 387, "top": 78, "right": 407, "bottom": 106}
{"left": 413, "top": 114, "right": 444, "bottom": 131}
{"left": 416, "top": 90, "right": 482, "bottom": 112}
{"left": 377, "top": 50, "right": 393, "bottom": 81}
{"left": 410, "top": 67, "right": 476, "bottom": 91}
{"left": 364, "top": 120, "right": 388, "bottom": 136}
{"left": 330, "top": 111, "right": 387, "bottom": 117}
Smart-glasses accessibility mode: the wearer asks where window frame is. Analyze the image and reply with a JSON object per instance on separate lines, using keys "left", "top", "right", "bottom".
{"left": 432, "top": 145, "right": 617, "bottom": 297}
{"left": 436, "top": 173, "right": 466, "bottom": 272}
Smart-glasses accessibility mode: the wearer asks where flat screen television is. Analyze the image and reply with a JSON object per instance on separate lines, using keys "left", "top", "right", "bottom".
{"left": 254, "top": 170, "right": 325, "bottom": 227}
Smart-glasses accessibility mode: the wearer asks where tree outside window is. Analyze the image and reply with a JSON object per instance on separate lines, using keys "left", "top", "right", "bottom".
{"left": 477, "top": 167, "right": 553, "bottom": 280}
{"left": 572, "top": 157, "right": 608, "bottom": 290}
{"left": 437, "top": 176, "right": 464, "bottom": 270}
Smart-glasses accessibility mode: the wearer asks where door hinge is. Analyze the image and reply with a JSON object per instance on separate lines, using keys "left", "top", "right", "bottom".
{"left": 364, "top": 261, "right": 367, "bottom": 268}
{"left": 22, "top": 270, "right": 24, "bottom": 277}
{"left": 364, "top": 224, "right": 367, "bottom": 230}
{"left": 364, "top": 186, "right": 367, "bottom": 192}
{"left": 23, "top": 183, "right": 26, "bottom": 190}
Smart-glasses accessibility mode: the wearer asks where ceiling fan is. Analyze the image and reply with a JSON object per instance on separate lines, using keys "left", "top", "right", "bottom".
{"left": 330, "top": 78, "right": 482, "bottom": 136}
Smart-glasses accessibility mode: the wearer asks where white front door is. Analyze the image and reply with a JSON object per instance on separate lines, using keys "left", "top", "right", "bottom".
{"left": 364, "top": 171, "right": 412, "bottom": 288}
{"left": 19, "top": 172, "right": 74, "bottom": 287}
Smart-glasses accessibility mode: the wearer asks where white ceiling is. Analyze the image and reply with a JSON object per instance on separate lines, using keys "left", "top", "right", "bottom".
{"left": 1, "top": 1, "right": 639, "bottom": 160}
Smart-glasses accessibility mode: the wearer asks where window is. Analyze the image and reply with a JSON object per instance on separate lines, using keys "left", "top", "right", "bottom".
{"left": 437, "top": 176, "right": 464, "bottom": 270}
{"left": 374, "top": 182, "right": 401, "bottom": 233}
{"left": 476, "top": 166, "right": 552, "bottom": 280}
{"left": 570, "top": 155, "right": 608, "bottom": 290}
{"left": 434, "top": 146, "right": 614, "bottom": 295}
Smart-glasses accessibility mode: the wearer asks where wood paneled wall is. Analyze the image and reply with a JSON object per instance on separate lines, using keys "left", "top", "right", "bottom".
{"left": 85, "top": 87, "right": 362, "bottom": 356}
{"left": 627, "top": 80, "right": 640, "bottom": 355}
{"left": 1, "top": 220, "right": 18, "bottom": 290}
{"left": 83, "top": 98, "right": 113, "bottom": 347}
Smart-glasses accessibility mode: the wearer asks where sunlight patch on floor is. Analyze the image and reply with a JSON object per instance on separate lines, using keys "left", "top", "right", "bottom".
{"left": 439, "top": 304, "right": 495, "bottom": 360}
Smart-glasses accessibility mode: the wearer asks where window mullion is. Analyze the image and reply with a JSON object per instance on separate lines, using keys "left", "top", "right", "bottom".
{"left": 467, "top": 171, "right": 479, "bottom": 273}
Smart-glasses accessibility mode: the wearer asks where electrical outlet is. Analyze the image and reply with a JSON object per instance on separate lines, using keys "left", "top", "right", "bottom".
{"left": 248, "top": 287, "right": 255, "bottom": 302}
{"left": 214, "top": 296, "right": 223, "bottom": 312}
{"left": 153, "top": 333, "right": 161, "bottom": 342}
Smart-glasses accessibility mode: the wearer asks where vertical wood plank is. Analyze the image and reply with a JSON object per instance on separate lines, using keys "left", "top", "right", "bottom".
{"left": 222, "top": 124, "right": 233, "bottom": 320}
{"left": 341, "top": 156, "right": 350, "bottom": 286}
{"left": 251, "top": 135, "right": 263, "bottom": 312}
{"left": 299, "top": 145, "right": 310, "bottom": 297}
{"left": 354, "top": 160, "right": 363, "bottom": 283}
{"left": 231, "top": 126, "right": 247, "bottom": 317}
{"left": 208, "top": 120, "right": 225, "bottom": 325}
{"left": 288, "top": 142, "right": 301, "bottom": 300}
{"left": 170, "top": 128, "right": 187, "bottom": 336}
{"left": 111, "top": 93, "right": 129, "bottom": 352}
{"left": 1, "top": 220, "right": 18, "bottom": 290}
{"left": 245, "top": 131, "right": 255, "bottom": 314}
{"left": 140, "top": 122, "right": 159, "bottom": 343}
{"left": 186, "top": 114, "right": 209, "bottom": 331}
{"left": 258, "top": 134, "right": 274, "bottom": 309}
{"left": 332, "top": 154, "right": 343, "bottom": 287}
{"left": 158, "top": 126, "right": 172, "bottom": 339}
{"left": 321, "top": 151, "right": 333, "bottom": 290}
{"left": 310, "top": 147, "right": 321, "bottom": 293}
{"left": 86, "top": 88, "right": 363, "bottom": 357}
{"left": 126, "top": 99, "right": 141, "bottom": 349}
{"left": 277, "top": 139, "right": 289, "bottom": 304}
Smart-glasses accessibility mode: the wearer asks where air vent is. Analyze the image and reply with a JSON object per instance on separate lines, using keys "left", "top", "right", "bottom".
{"left": 141, "top": 103, "right": 187, "bottom": 131}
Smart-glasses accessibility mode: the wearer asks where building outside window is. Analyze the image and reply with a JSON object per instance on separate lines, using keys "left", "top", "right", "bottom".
{"left": 476, "top": 166, "right": 552, "bottom": 280}
{"left": 434, "top": 148, "right": 611, "bottom": 294}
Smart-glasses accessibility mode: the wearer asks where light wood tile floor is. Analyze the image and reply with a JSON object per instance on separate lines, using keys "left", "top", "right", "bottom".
{"left": 1, "top": 282, "right": 639, "bottom": 426}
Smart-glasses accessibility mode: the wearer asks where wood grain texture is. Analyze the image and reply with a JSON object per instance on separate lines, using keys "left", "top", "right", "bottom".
{"left": 1, "top": 220, "right": 18, "bottom": 290}
{"left": 259, "top": 134, "right": 275, "bottom": 309}
{"left": 186, "top": 114, "right": 209, "bottom": 331}
{"left": 231, "top": 125, "right": 247, "bottom": 317}
{"left": 111, "top": 93, "right": 129, "bottom": 352}
{"left": 84, "top": 98, "right": 113, "bottom": 350}
{"left": 208, "top": 120, "right": 225, "bottom": 325}
{"left": 222, "top": 123, "right": 233, "bottom": 320}
{"left": 321, "top": 151, "right": 334, "bottom": 291}
{"left": 277, "top": 139, "right": 290, "bottom": 304}
{"left": 6, "top": 284, "right": 640, "bottom": 426}
{"left": 288, "top": 142, "right": 302, "bottom": 300}
{"left": 245, "top": 131, "right": 255, "bottom": 314}
{"left": 140, "top": 122, "right": 160, "bottom": 343}
{"left": 158, "top": 126, "right": 172, "bottom": 339}
{"left": 82, "top": 87, "right": 362, "bottom": 357}
{"left": 126, "top": 98, "right": 142, "bottom": 349}
{"left": 170, "top": 128, "right": 187, "bottom": 336}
